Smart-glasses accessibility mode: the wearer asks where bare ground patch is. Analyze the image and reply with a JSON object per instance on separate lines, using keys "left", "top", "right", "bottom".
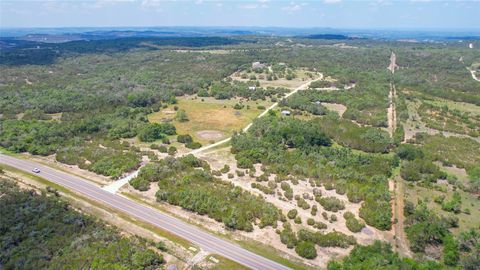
{"left": 196, "top": 130, "right": 224, "bottom": 141}
{"left": 322, "top": 103, "right": 347, "bottom": 117}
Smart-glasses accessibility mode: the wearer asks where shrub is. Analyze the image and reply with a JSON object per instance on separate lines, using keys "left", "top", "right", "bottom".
{"left": 287, "top": 209, "right": 298, "bottom": 219}
{"left": 307, "top": 218, "right": 315, "bottom": 226}
{"left": 236, "top": 170, "right": 245, "bottom": 177}
{"left": 167, "top": 146, "right": 177, "bottom": 155}
{"left": 220, "top": 164, "right": 230, "bottom": 174}
{"left": 185, "top": 141, "right": 202, "bottom": 149}
{"left": 177, "top": 134, "right": 193, "bottom": 144}
{"left": 344, "top": 215, "right": 365, "bottom": 233}
{"left": 280, "top": 224, "right": 297, "bottom": 248}
{"left": 295, "top": 241, "right": 317, "bottom": 259}
{"left": 330, "top": 214, "right": 337, "bottom": 223}
{"left": 443, "top": 234, "right": 459, "bottom": 266}
{"left": 294, "top": 216, "right": 302, "bottom": 224}
{"left": 317, "top": 197, "right": 345, "bottom": 212}
{"left": 315, "top": 222, "right": 328, "bottom": 230}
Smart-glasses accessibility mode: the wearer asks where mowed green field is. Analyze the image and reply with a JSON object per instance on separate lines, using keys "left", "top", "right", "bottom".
{"left": 148, "top": 96, "right": 273, "bottom": 144}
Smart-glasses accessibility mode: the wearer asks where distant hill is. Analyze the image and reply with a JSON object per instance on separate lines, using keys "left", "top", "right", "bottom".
{"left": 303, "top": 34, "right": 352, "bottom": 40}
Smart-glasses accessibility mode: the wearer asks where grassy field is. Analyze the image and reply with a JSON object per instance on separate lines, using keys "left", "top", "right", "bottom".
{"left": 148, "top": 96, "right": 272, "bottom": 144}
{"left": 425, "top": 99, "right": 480, "bottom": 115}
{"left": 210, "top": 255, "right": 251, "bottom": 270}
{"left": 403, "top": 180, "right": 480, "bottom": 235}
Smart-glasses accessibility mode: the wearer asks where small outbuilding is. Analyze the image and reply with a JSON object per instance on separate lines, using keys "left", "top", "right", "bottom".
{"left": 281, "top": 110, "right": 291, "bottom": 116}
{"left": 252, "top": 61, "right": 266, "bottom": 70}
{"left": 248, "top": 86, "right": 256, "bottom": 90}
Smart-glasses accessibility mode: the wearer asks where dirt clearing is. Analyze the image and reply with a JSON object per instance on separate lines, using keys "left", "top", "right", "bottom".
{"left": 197, "top": 130, "right": 224, "bottom": 140}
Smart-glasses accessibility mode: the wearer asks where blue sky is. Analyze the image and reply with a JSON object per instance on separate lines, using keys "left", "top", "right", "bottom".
{"left": 1, "top": 0, "right": 479, "bottom": 29}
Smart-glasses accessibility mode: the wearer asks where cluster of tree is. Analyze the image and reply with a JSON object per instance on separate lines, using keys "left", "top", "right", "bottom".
{"left": 312, "top": 114, "right": 393, "bottom": 153}
{"left": 0, "top": 107, "right": 149, "bottom": 155}
{"left": 176, "top": 134, "right": 202, "bottom": 149}
{"left": 316, "top": 196, "right": 345, "bottom": 212}
{"left": 0, "top": 36, "right": 250, "bottom": 66}
{"left": 395, "top": 46, "right": 480, "bottom": 105}
{"left": 279, "top": 223, "right": 356, "bottom": 259}
{"left": 343, "top": 212, "right": 365, "bottom": 233}
{"left": 138, "top": 123, "right": 176, "bottom": 142}
{"left": 327, "top": 241, "right": 442, "bottom": 269}
{"left": 1, "top": 48, "right": 255, "bottom": 114}
{"left": 206, "top": 80, "right": 289, "bottom": 100}
{"left": 0, "top": 177, "right": 164, "bottom": 269}
{"left": 231, "top": 115, "right": 395, "bottom": 230}
{"left": 404, "top": 201, "right": 480, "bottom": 267}
{"left": 0, "top": 108, "right": 149, "bottom": 177}
{"left": 130, "top": 155, "right": 281, "bottom": 231}
{"left": 413, "top": 133, "right": 480, "bottom": 172}
{"left": 418, "top": 102, "right": 480, "bottom": 137}
{"left": 56, "top": 139, "right": 140, "bottom": 178}
{"left": 287, "top": 74, "right": 389, "bottom": 127}
{"left": 279, "top": 94, "right": 328, "bottom": 116}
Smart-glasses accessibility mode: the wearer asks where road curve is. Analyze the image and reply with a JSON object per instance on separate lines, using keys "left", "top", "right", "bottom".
{"left": 0, "top": 154, "right": 291, "bottom": 270}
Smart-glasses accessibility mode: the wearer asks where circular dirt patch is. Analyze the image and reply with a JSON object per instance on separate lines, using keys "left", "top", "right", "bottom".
{"left": 196, "top": 130, "right": 224, "bottom": 140}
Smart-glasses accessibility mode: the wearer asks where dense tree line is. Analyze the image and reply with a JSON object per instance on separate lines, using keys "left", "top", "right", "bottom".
{"left": 327, "top": 241, "right": 442, "bottom": 269}
{"left": 130, "top": 155, "right": 281, "bottom": 231}
{"left": 0, "top": 177, "right": 164, "bottom": 269}
{"left": 0, "top": 107, "right": 150, "bottom": 176}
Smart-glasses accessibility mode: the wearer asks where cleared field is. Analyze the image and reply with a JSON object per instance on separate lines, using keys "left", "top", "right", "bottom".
{"left": 148, "top": 96, "right": 272, "bottom": 144}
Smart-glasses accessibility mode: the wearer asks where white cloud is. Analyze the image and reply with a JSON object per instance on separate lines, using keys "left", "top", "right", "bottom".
{"left": 141, "top": 0, "right": 161, "bottom": 8}
{"left": 324, "top": 0, "right": 342, "bottom": 4}
{"left": 240, "top": 2, "right": 268, "bottom": 9}
{"left": 140, "top": 0, "right": 163, "bottom": 12}
{"left": 282, "top": 1, "right": 301, "bottom": 12}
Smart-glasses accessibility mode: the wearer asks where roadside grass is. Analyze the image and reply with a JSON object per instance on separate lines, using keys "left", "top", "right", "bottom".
{"left": 148, "top": 96, "right": 272, "bottom": 144}
{"left": 0, "top": 164, "right": 193, "bottom": 249}
{"left": 122, "top": 191, "right": 314, "bottom": 270}
{"left": 210, "top": 255, "right": 250, "bottom": 270}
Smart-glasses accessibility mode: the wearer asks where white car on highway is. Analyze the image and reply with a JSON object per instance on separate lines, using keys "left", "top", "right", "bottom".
{"left": 32, "top": 168, "right": 41, "bottom": 173}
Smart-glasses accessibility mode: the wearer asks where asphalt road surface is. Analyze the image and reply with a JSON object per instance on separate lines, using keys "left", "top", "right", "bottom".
{"left": 0, "top": 154, "right": 291, "bottom": 270}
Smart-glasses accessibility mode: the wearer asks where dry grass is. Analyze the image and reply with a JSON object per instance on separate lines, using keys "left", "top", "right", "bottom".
{"left": 148, "top": 96, "right": 272, "bottom": 144}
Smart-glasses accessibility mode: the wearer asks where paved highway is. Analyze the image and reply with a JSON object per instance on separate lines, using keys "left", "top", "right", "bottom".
{"left": 0, "top": 154, "right": 291, "bottom": 270}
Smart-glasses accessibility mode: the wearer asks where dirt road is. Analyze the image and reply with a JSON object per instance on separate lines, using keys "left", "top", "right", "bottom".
{"left": 387, "top": 83, "right": 397, "bottom": 137}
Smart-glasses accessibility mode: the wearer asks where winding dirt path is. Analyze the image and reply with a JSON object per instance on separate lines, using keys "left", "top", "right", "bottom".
{"left": 468, "top": 68, "right": 480, "bottom": 82}
{"left": 387, "top": 51, "right": 398, "bottom": 138}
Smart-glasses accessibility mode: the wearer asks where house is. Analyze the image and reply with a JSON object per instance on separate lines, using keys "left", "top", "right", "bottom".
{"left": 281, "top": 110, "right": 291, "bottom": 116}
{"left": 248, "top": 86, "right": 256, "bottom": 91}
{"left": 252, "top": 61, "right": 266, "bottom": 70}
